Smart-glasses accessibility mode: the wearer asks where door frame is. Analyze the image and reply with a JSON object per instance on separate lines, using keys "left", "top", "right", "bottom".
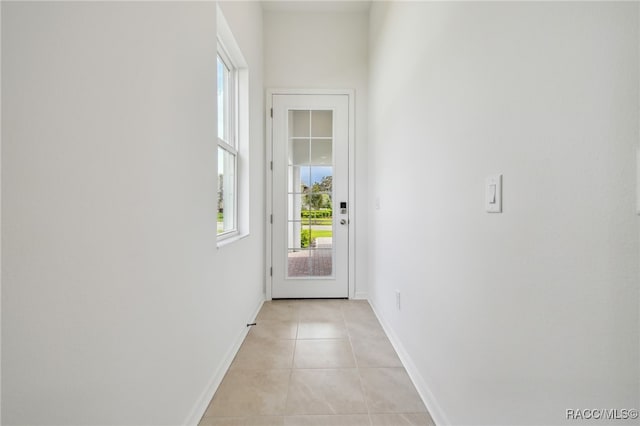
{"left": 265, "top": 89, "right": 356, "bottom": 300}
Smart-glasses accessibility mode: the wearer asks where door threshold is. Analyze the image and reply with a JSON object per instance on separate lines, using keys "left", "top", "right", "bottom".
{"left": 271, "top": 297, "right": 349, "bottom": 301}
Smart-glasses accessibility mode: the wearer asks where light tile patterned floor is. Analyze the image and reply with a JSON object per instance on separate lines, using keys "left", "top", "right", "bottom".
{"left": 199, "top": 300, "right": 435, "bottom": 426}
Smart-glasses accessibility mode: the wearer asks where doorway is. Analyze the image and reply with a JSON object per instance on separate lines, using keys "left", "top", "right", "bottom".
{"left": 267, "top": 91, "right": 353, "bottom": 299}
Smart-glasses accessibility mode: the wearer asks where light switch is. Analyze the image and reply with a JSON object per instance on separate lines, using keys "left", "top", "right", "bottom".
{"left": 485, "top": 175, "right": 502, "bottom": 213}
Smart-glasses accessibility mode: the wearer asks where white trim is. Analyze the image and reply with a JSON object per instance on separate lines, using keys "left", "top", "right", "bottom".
{"left": 354, "top": 291, "right": 368, "bottom": 300}
{"left": 265, "top": 88, "right": 356, "bottom": 300}
{"left": 347, "top": 92, "right": 356, "bottom": 301}
{"left": 268, "top": 88, "right": 354, "bottom": 96}
{"left": 265, "top": 94, "right": 274, "bottom": 300}
{"left": 183, "top": 295, "right": 264, "bottom": 426}
{"left": 216, "top": 46, "right": 238, "bottom": 238}
{"left": 217, "top": 45, "right": 236, "bottom": 149}
{"left": 368, "top": 299, "right": 451, "bottom": 426}
{"left": 216, "top": 5, "right": 247, "bottom": 69}
{"left": 216, "top": 232, "right": 249, "bottom": 249}
{"left": 216, "top": 5, "right": 250, "bottom": 245}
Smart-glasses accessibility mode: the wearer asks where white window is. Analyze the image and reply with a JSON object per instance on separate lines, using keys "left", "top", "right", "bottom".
{"left": 216, "top": 6, "right": 249, "bottom": 246}
{"left": 217, "top": 45, "right": 238, "bottom": 238}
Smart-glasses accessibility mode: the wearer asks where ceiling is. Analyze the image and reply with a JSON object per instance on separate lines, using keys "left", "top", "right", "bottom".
{"left": 261, "top": 0, "right": 372, "bottom": 13}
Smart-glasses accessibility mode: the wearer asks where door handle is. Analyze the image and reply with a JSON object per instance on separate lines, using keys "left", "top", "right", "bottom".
{"left": 340, "top": 219, "right": 347, "bottom": 225}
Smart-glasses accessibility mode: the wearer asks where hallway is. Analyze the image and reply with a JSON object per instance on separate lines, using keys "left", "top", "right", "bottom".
{"left": 2, "top": 2, "right": 639, "bottom": 424}
{"left": 199, "top": 300, "right": 434, "bottom": 426}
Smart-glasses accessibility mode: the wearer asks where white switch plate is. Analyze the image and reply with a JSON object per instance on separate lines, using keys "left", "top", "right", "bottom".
{"left": 395, "top": 290, "right": 400, "bottom": 310}
{"left": 485, "top": 174, "right": 502, "bottom": 213}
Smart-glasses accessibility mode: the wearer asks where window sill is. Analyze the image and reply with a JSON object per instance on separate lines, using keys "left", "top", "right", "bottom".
{"left": 217, "top": 232, "right": 249, "bottom": 249}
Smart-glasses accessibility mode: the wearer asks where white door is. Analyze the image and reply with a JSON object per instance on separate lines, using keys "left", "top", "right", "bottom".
{"left": 271, "top": 94, "right": 350, "bottom": 298}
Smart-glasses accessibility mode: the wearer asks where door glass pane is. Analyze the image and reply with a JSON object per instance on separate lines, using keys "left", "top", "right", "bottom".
{"left": 288, "top": 193, "right": 308, "bottom": 221}
{"left": 288, "top": 249, "right": 311, "bottom": 277}
{"left": 311, "top": 249, "right": 333, "bottom": 277}
{"left": 309, "top": 166, "right": 332, "bottom": 189}
{"left": 290, "top": 139, "right": 310, "bottom": 166}
{"left": 287, "top": 110, "right": 334, "bottom": 278}
{"left": 290, "top": 110, "right": 310, "bottom": 138}
{"left": 311, "top": 139, "right": 332, "bottom": 165}
{"left": 312, "top": 110, "right": 332, "bottom": 137}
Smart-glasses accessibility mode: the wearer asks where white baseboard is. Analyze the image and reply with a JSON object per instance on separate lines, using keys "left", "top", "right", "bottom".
{"left": 368, "top": 299, "right": 451, "bottom": 426}
{"left": 183, "top": 295, "right": 265, "bottom": 425}
{"left": 353, "top": 291, "right": 368, "bottom": 300}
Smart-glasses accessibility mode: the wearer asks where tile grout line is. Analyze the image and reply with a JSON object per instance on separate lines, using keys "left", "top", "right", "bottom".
{"left": 281, "top": 305, "right": 301, "bottom": 419}
{"left": 343, "top": 303, "right": 374, "bottom": 426}
{"left": 253, "top": 301, "right": 389, "bottom": 424}
{"left": 209, "top": 301, "right": 430, "bottom": 425}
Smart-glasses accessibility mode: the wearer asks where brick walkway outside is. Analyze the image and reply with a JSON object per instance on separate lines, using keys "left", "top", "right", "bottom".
{"left": 287, "top": 248, "right": 332, "bottom": 277}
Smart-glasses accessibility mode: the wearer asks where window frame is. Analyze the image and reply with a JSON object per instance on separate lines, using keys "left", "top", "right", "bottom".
{"left": 217, "top": 42, "right": 239, "bottom": 241}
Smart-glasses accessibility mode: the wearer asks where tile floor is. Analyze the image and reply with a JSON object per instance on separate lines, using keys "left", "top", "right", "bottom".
{"left": 199, "top": 299, "right": 435, "bottom": 426}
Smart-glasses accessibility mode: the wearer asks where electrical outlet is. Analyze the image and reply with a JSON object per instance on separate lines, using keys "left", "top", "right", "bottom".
{"left": 395, "top": 290, "right": 401, "bottom": 310}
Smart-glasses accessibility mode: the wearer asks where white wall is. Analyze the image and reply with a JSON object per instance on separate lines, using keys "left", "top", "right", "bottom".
{"left": 1, "top": 1, "right": 264, "bottom": 424}
{"left": 264, "top": 9, "right": 369, "bottom": 298}
{"left": 368, "top": 2, "right": 640, "bottom": 425}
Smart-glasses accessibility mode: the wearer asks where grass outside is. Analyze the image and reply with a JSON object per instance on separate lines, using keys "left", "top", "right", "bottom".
{"left": 309, "top": 229, "right": 332, "bottom": 239}
{"left": 301, "top": 228, "right": 333, "bottom": 248}
{"left": 217, "top": 213, "right": 224, "bottom": 234}
{"left": 308, "top": 218, "right": 332, "bottom": 226}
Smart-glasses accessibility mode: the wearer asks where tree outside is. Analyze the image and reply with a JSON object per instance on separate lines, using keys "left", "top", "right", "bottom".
{"left": 300, "top": 174, "right": 332, "bottom": 248}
